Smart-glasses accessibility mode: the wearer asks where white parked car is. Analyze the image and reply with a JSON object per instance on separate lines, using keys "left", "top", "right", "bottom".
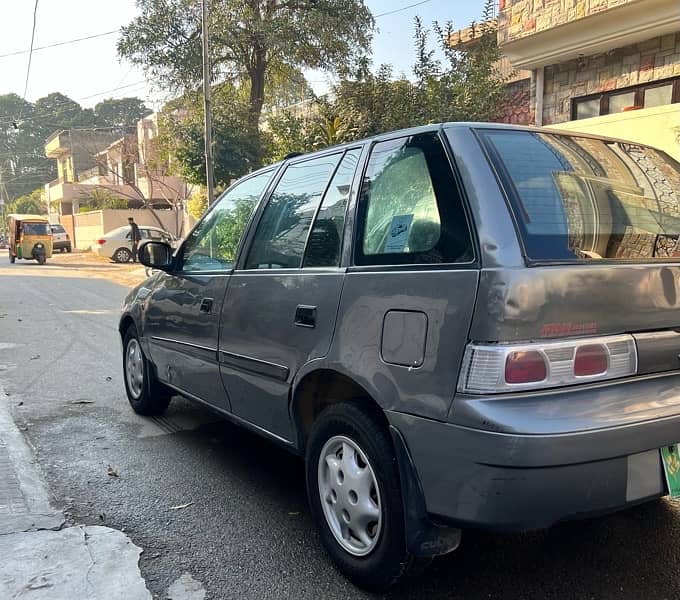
{"left": 50, "top": 224, "right": 72, "bottom": 253}
{"left": 94, "top": 225, "right": 179, "bottom": 263}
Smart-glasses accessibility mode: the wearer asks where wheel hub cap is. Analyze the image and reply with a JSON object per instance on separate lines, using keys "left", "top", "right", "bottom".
{"left": 318, "top": 435, "right": 382, "bottom": 556}
{"left": 125, "top": 339, "right": 144, "bottom": 399}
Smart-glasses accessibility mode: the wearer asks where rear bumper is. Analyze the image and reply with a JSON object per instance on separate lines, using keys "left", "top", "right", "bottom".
{"left": 53, "top": 240, "right": 71, "bottom": 249}
{"left": 387, "top": 387, "right": 680, "bottom": 532}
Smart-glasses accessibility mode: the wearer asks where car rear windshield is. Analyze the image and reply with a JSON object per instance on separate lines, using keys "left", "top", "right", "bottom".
{"left": 479, "top": 129, "right": 680, "bottom": 262}
{"left": 23, "top": 223, "right": 50, "bottom": 235}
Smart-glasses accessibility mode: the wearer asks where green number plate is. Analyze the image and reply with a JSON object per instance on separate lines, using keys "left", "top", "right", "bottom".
{"left": 661, "top": 444, "right": 680, "bottom": 498}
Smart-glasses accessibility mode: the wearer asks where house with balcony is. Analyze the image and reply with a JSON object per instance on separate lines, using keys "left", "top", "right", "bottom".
{"left": 497, "top": 0, "right": 680, "bottom": 160}
{"left": 44, "top": 115, "right": 194, "bottom": 246}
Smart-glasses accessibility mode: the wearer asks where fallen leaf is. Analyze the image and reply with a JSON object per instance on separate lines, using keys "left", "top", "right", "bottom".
{"left": 30, "top": 354, "right": 40, "bottom": 360}
{"left": 17, "top": 401, "right": 23, "bottom": 406}
{"left": 169, "top": 502, "right": 194, "bottom": 511}
{"left": 17, "top": 318, "right": 22, "bottom": 322}
{"left": 105, "top": 376, "right": 112, "bottom": 381}
{"left": 71, "top": 400, "right": 95, "bottom": 405}
{"left": 288, "top": 512, "right": 300, "bottom": 516}
{"left": 107, "top": 466, "right": 119, "bottom": 478}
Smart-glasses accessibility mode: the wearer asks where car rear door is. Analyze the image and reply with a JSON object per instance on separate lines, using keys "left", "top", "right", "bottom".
{"left": 143, "top": 170, "right": 276, "bottom": 411}
{"left": 331, "top": 130, "right": 479, "bottom": 421}
{"left": 218, "top": 149, "right": 363, "bottom": 442}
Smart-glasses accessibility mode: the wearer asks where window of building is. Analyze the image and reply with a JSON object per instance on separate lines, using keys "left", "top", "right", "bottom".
{"left": 572, "top": 77, "right": 680, "bottom": 120}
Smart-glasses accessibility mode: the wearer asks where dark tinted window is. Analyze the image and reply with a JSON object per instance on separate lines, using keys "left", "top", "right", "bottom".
{"left": 23, "top": 223, "right": 50, "bottom": 235}
{"left": 356, "top": 133, "right": 472, "bottom": 266}
{"left": 181, "top": 170, "right": 273, "bottom": 272}
{"left": 50, "top": 224, "right": 65, "bottom": 234}
{"left": 245, "top": 154, "right": 341, "bottom": 269}
{"left": 481, "top": 130, "right": 680, "bottom": 261}
{"left": 303, "top": 149, "right": 361, "bottom": 268}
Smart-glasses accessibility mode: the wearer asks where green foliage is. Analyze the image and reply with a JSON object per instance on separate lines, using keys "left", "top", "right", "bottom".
{"left": 7, "top": 188, "right": 46, "bottom": 215}
{"left": 78, "top": 189, "right": 129, "bottom": 212}
{"left": 264, "top": 12, "right": 505, "bottom": 159}
{"left": 213, "top": 197, "right": 256, "bottom": 260}
{"left": 159, "top": 86, "right": 261, "bottom": 187}
{"left": 94, "top": 98, "right": 152, "bottom": 128}
{"left": 118, "top": 0, "right": 374, "bottom": 126}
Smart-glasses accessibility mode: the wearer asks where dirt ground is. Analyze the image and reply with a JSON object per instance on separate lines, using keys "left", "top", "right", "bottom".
{"left": 4, "top": 249, "right": 149, "bottom": 288}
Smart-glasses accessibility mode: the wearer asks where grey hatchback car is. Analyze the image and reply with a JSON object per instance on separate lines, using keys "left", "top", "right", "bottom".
{"left": 121, "top": 123, "right": 680, "bottom": 590}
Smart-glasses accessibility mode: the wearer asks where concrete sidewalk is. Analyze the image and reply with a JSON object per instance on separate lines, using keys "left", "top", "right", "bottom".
{"left": 0, "top": 393, "right": 152, "bottom": 599}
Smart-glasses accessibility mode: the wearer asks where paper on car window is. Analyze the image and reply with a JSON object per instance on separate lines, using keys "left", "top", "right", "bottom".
{"left": 384, "top": 214, "right": 413, "bottom": 253}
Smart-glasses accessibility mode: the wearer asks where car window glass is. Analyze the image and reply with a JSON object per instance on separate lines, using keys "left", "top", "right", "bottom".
{"left": 245, "top": 154, "right": 341, "bottom": 270}
{"left": 356, "top": 133, "right": 473, "bottom": 265}
{"left": 303, "top": 149, "right": 361, "bottom": 268}
{"left": 180, "top": 170, "right": 273, "bottom": 272}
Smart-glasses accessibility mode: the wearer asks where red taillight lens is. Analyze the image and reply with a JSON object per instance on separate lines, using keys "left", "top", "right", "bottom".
{"left": 96, "top": 239, "right": 106, "bottom": 245}
{"left": 574, "top": 344, "right": 608, "bottom": 376}
{"left": 505, "top": 350, "right": 547, "bottom": 384}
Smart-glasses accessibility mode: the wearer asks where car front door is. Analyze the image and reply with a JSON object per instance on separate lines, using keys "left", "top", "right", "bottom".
{"left": 143, "top": 170, "right": 276, "bottom": 411}
{"left": 218, "top": 149, "right": 363, "bottom": 442}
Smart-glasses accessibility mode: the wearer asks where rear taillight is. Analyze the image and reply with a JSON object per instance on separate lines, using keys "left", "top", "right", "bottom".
{"left": 96, "top": 239, "right": 106, "bottom": 245}
{"left": 65, "top": 234, "right": 70, "bottom": 240}
{"left": 458, "top": 335, "right": 637, "bottom": 394}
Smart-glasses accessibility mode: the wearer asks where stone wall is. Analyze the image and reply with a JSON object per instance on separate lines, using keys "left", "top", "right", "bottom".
{"left": 494, "top": 78, "right": 534, "bottom": 125}
{"left": 498, "top": 0, "right": 637, "bottom": 44}
{"left": 542, "top": 33, "right": 680, "bottom": 124}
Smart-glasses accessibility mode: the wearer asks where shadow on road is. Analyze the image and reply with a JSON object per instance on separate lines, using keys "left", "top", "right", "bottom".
{"left": 153, "top": 400, "right": 680, "bottom": 599}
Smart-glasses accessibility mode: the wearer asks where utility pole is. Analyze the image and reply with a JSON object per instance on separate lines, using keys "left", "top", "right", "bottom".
{"left": 201, "top": 0, "right": 216, "bottom": 205}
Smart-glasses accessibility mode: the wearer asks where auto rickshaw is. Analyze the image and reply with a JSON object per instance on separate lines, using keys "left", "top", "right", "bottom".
{"left": 7, "top": 214, "right": 53, "bottom": 265}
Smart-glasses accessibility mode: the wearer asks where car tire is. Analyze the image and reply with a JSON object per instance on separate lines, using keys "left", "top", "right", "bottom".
{"left": 67, "top": 245, "right": 72, "bottom": 253}
{"left": 122, "top": 325, "right": 172, "bottom": 416}
{"left": 9, "top": 253, "right": 15, "bottom": 264}
{"left": 114, "top": 247, "right": 132, "bottom": 263}
{"left": 306, "top": 401, "right": 415, "bottom": 592}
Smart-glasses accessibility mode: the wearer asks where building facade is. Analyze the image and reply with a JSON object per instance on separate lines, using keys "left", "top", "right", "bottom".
{"left": 497, "top": 0, "right": 680, "bottom": 159}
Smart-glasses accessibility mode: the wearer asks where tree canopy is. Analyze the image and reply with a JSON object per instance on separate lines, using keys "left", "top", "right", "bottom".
{"left": 94, "top": 97, "right": 152, "bottom": 128}
{"left": 118, "top": 0, "right": 374, "bottom": 131}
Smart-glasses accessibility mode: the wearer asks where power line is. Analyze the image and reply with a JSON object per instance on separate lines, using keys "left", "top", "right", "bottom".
{"left": 0, "top": 30, "right": 119, "bottom": 59}
{"left": 375, "top": 0, "right": 432, "bottom": 18}
{"left": 22, "top": 0, "right": 40, "bottom": 100}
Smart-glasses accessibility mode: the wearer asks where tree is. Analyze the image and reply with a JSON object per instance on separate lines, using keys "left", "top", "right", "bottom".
{"left": 265, "top": 5, "right": 506, "bottom": 158}
{"left": 187, "top": 188, "right": 208, "bottom": 220}
{"left": 7, "top": 188, "right": 46, "bottom": 214}
{"left": 118, "top": 0, "right": 374, "bottom": 133}
{"left": 158, "top": 85, "right": 261, "bottom": 187}
{"left": 95, "top": 98, "right": 152, "bottom": 128}
{"left": 33, "top": 93, "right": 96, "bottom": 129}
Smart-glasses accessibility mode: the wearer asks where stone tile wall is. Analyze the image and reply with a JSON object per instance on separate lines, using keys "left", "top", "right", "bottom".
{"left": 542, "top": 33, "right": 680, "bottom": 124}
{"left": 498, "top": 0, "right": 638, "bottom": 44}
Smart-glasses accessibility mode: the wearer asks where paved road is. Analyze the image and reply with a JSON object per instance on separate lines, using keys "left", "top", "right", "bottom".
{"left": 2, "top": 249, "right": 680, "bottom": 599}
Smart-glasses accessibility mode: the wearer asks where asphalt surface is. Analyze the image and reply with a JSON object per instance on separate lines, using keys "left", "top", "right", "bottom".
{"left": 2, "top": 248, "right": 680, "bottom": 599}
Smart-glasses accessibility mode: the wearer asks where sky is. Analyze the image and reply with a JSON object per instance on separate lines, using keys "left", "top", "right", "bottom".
{"left": 0, "top": 0, "right": 485, "bottom": 111}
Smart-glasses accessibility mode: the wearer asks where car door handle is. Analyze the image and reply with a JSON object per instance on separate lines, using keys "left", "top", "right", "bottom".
{"left": 294, "top": 305, "right": 316, "bottom": 328}
{"left": 199, "top": 298, "right": 214, "bottom": 313}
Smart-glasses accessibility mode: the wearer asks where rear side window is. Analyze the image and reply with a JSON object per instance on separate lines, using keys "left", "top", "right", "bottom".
{"left": 245, "top": 154, "right": 341, "bottom": 269}
{"left": 303, "top": 149, "right": 361, "bottom": 268}
{"left": 51, "top": 225, "right": 65, "bottom": 234}
{"left": 355, "top": 132, "right": 473, "bottom": 266}
{"left": 480, "top": 130, "right": 680, "bottom": 262}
